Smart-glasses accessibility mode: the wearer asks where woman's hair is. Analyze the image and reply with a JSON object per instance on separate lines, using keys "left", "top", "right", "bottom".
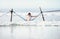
{"left": 28, "top": 12, "right": 31, "bottom": 16}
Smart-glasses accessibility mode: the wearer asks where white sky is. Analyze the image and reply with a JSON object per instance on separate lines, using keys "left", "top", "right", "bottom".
{"left": 0, "top": 0, "right": 60, "bottom": 12}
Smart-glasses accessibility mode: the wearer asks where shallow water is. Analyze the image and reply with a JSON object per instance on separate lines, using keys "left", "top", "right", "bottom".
{"left": 0, "top": 25, "right": 60, "bottom": 39}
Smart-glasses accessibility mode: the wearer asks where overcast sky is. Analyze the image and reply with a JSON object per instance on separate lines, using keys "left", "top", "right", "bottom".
{"left": 0, "top": 0, "right": 60, "bottom": 12}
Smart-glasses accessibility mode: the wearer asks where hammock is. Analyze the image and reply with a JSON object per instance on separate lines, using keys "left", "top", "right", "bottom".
{"left": 14, "top": 13, "right": 27, "bottom": 21}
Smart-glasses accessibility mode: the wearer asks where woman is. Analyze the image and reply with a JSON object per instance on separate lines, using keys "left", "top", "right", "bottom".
{"left": 26, "top": 12, "right": 37, "bottom": 21}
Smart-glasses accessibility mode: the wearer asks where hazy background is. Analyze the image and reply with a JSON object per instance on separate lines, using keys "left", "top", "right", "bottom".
{"left": 0, "top": 0, "right": 60, "bottom": 12}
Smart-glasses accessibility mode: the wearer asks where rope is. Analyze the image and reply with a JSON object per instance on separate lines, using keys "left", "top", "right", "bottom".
{"left": 31, "top": 13, "right": 41, "bottom": 21}
{"left": 31, "top": 8, "right": 41, "bottom": 21}
{"left": 14, "top": 13, "right": 27, "bottom": 21}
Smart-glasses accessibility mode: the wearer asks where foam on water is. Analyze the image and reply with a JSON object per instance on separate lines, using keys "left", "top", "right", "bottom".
{"left": 0, "top": 26, "right": 60, "bottom": 39}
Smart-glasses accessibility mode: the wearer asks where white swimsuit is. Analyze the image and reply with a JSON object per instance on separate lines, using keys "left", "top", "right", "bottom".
{"left": 26, "top": 15, "right": 31, "bottom": 21}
